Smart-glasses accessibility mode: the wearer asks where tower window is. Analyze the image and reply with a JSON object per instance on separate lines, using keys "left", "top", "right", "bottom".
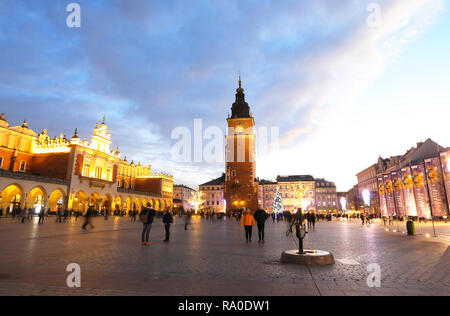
{"left": 232, "top": 170, "right": 236, "bottom": 177}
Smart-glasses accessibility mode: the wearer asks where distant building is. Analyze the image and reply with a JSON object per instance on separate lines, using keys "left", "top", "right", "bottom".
{"left": 173, "top": 184, "right": 196, "bottom": 211}
{"left": 276, "top": 175, "right": 316, "bottom": 212}
{"left": 258, "top": 179, "right": 278, "bottom": 210}
{"left": 315, "top": 178, "right": 337, "bottom": 212}
{"left": 199, "top": 174, "right": 226, "bottom": 213}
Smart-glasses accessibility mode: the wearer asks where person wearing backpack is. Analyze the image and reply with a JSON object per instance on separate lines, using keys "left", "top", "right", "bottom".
{"left": 140, "top": 204, "right": 156, "bottom": 246}
{"left": 162, "top": 207, "right": 174, "bottom": 242}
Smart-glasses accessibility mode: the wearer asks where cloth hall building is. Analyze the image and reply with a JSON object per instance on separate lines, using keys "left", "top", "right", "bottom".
{"left": 0, "top": 114, "right": 173, "bottom": 216}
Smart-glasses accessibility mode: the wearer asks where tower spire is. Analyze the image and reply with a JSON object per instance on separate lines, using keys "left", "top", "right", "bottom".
{"left": 238, "top": 71, "right": 242, "bottom": 88}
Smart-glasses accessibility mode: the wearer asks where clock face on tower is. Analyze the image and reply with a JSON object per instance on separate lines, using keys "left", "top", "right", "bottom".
{"left": 235, "top": 125, "right": 244, "bottom": 134}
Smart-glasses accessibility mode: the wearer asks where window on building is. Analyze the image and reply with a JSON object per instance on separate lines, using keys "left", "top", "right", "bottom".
{"left": 106, "top": 169, "right": 111, "bottom": 181}
{"left": 19, "top": 161, "right": 26, "bottom": 172}
{"left": 232, "top": 170, "right": 236, "bottom": 177}
{"left": 83, "top": 163, "right": 90, "bottom": 177}
{"left": 0, "top": 156, "right": 3, "bottom": 169}
{"left": 95, "top": 166, "right": 103, "bottom": 179}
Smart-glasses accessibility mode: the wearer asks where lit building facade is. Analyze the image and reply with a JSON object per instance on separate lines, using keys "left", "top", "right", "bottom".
{"left": 0, "top": 114, "right": 173, "bottom": 215}
{"left": 173, "top": 184, "right": 196, "bottom": 211}
{"left": 276, "top": 175, "right": 316, "bottom": 212}
{"left": 356, "top": 139, "right": 445, "bottom": 216}
{"left": 199, "top": 174, "right": 226, "bottom": 213}
{"left": 315, "top": 178, "right": 337, "bottom": 212}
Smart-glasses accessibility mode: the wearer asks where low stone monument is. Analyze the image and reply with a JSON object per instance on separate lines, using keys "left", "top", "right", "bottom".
{"left": 281, "top": 209, "right": 335, "bottom": 266}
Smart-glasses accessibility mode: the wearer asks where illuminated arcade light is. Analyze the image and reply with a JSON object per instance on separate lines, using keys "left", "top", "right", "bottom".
{"left": 340, "top": 197, "right": 347, "bottom": 211}
{"left": 362, "top": 190, "right": 371, "bottom": 206}
{"left": 425, "top": 234, "right": 431, "bottom": 238}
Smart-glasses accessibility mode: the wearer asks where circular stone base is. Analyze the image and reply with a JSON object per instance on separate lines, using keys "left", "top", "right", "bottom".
{"left": 281, "top": 250, "right": 335, "bottom": 266}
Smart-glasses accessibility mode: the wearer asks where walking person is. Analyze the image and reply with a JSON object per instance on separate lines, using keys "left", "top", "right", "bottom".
{"left": 311, "top": 212, "right": 316, "bottom": 230}
{"left": 254, "top": 208, "right": 267, "bottom": 243}
{"left": 56, "top": 208, "right": 62, "bottom": 223}
{"left": 162, "top": 207, "right": 174, "bottom": 242}
{"left": 140, "top": 204, "right": 156, "bottom": 246}
{"left": 38, "top": 208, "right": 45, "bottom": 224}
{"left": 20, "top": 208, "right": 27, "bottom": 223}
{"left": 82, "top": 207, "right": 94, "bottom": 231}
{"left": 241, "top": 208, "right": 255, "bottom": 243}
{"left": 184, "top": 211, "right": 191, "bottom": 230}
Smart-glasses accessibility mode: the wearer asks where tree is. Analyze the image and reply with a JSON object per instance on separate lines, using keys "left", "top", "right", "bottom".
{"left": 272, "top": 187, "right": 284, "bottom": 214}
{"left": 188, "top": 191, "right": 206, "bottom": 215}
{"left": 290, "top": 185, "right": 312, "bottom": 211}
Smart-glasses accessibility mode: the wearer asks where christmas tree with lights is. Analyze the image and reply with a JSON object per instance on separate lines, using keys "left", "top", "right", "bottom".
{"left": 272, "top": 187, "right": 284, "bottom": 214}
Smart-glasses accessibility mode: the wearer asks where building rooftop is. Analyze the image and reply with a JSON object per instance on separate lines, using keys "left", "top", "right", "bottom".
{"left": 199, "top": 173, "right": 225, "bottom": 186}
{"left": 276, "top": 175, "right": 315, "bottom": 182}
{"left": 174, "top": 184, "right": 196, "bottom": 191}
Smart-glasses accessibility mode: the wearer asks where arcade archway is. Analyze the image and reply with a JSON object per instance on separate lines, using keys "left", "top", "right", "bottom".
{"left": 101, "top": 194, "right": 113, "bottom": 212}
{"left": 73, "top": 191, "right": 88, "bottom": 213}
{"left": 48, "top": 189, "right": 66, "bottom": 214}
{"left": 0, "top": 184, "right": 24, "bottom": 215}
{"left": 133, "top": 197, "right": 141, "bottom": 212}
{"left": 27, "top": 186, "right": 47, "bottom": 214}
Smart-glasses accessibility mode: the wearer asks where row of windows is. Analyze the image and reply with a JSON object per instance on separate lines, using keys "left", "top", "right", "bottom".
{"left": 204, "top": 201, "right": 222, "bottom": 206}
{"left": 202, "top": 186, "right": 223, "bottom": 191}
{"left": 0, "top": 157, "right": 26, "bottom": 172}
{"left": 82, "top": 162, "right": 112, "bottom": 181}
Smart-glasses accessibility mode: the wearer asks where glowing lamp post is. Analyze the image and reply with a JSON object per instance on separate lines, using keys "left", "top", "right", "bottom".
{"left": 362, "top": 190, "right": 371, "bottom": 216}
{"left": 340, "top": 197, "right": 347, "bottom": 215}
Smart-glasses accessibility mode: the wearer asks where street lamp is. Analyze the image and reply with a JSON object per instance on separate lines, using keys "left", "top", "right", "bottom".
{"left": 362, "top": 189, "right": 371, "bottom": 217}
{"left": 340, "top": 197, "right": 347, "bottom": 216}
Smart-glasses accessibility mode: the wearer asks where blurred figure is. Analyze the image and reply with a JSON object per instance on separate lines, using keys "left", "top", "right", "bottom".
{"left": 38, "top": 208, "right": 45, "bottom": 224}
{"left": 82, "top": 207, "right": 94, "bottom": 231}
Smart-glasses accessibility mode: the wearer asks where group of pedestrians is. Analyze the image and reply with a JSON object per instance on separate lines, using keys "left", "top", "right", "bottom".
{"left": 139, "top": 204, "right": 174, "bottom": 246}
{"left": 240, "top": 208, "right": 268, "bottom": 243}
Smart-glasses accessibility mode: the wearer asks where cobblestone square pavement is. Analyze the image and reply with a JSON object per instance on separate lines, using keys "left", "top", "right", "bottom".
{"left": 0, "top": 216, "right": 448, "bottom": 296}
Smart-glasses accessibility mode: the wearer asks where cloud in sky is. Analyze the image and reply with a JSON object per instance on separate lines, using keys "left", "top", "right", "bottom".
{"left": 0, "top": 0, "right": 447, "bottom": 190}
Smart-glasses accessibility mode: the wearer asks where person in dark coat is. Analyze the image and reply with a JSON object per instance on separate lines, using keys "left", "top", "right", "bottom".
{"left": 38, "top": 208, "right": 45, "bottom": 224}
{"left": 82, "top": 207, "right": 94, "bottom": 231}
{"left": 140, "top": 204, "right": 156, "bottom": 246}
{"left": 253, "top": 208, "right": 267, "bottom": 243}
{"left": 162, "top": 208, "right": 174, "bottom": 242}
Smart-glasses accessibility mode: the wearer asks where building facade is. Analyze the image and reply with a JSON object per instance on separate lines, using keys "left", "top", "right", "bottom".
{"left": 315, "top": 178, "right": 337, "bottom": 212}
{"left": 173, "top": 184, "right": 196, "bottom": 211}
{"left": 0, "top": 114, "right": 173, "bottom": 215}
{"left": 199, "top": 174, "right": 226, "bottom": 213}
{"left": 224, "top": 78, "right": 258, "bottom": 213}
{"left": 356, "top": 139, "right": 445, "bottom": 216}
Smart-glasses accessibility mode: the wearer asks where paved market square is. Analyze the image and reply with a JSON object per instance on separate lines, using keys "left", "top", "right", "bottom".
{"left": 0, "top": 216, "right": 448, "bottom": 296}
